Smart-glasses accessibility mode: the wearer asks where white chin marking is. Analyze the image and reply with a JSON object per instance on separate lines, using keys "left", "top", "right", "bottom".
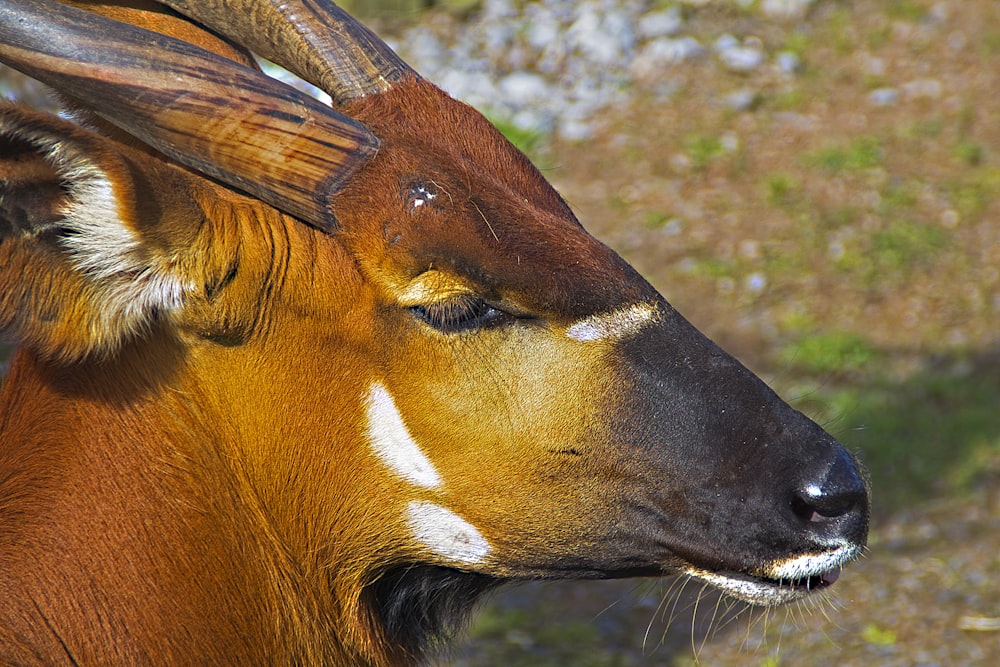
{"left": 365, "top": 383, "right": 442, "bottom": 489}
{"left": 566, "top": 302, "right": 659, "bottom": 343}
{"left": 407, "top": 501, "right": 491, "bottom": 565}
{"left": 763, "top": 542, "right": 858, "bottom": 580}
{"left": 686, "top": 542, "right": 860, "bottom": 606}
{"left": 685, "top": 567, "right": 805, "bottom": 606}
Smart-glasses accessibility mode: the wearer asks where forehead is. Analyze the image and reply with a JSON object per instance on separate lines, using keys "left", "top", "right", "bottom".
{"left": 339, "top": 81, "right": 651, "bottom": 317}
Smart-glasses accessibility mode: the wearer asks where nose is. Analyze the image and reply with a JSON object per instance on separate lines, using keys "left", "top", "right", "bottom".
{"left": 789, "top": 447, "right": 869, "bottom": 542}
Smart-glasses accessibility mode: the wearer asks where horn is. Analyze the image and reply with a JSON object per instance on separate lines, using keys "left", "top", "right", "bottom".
{"left": 158, "top": 0, "right": 417, "bottom": 105}
{"left": 0, "top": 0, "right": 379, "bottom": 234}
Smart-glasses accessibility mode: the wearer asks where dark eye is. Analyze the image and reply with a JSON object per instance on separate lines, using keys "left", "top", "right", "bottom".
{"left": 409, "top": 296, "right": 509, "bottom": 334}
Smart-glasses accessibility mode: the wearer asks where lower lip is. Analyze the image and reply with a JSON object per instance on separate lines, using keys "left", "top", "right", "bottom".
{"left": 686, "top": 566, "right": 841, "bottom": 606}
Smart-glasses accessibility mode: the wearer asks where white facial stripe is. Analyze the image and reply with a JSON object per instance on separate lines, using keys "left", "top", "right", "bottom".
{"left": 566, "top": 302, "right": 659, "bottom": 342}
{"left": 365, "top": 383, "right": 442, "bottom": 489}
{"left": 407, "top": 501, "right": 491, "bottom": 564}
{"left": 764, "top": 542, "right": 858, "bottom": 580}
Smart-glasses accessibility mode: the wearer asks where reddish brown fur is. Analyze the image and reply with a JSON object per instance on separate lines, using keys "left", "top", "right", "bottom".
{"left": 339, "top": 81, "right": 647, "bottom": 318}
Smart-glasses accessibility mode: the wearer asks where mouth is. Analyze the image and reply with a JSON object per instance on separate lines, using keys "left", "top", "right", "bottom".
{"left": 682, "top": 544, "right": 860, "bottom": 606}
{"left": 684, "top": 566, "right": 841, "bottom": 605}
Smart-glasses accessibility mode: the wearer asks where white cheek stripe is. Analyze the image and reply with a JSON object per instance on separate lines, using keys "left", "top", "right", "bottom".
{"left": 407, "top": 501, "right": 491, "bottom": 564}
{"left": 566, "top": 302, "right": 659, "bottom": 342}
{"left": 365, "top": 383, "right": 442, "bottom": 489}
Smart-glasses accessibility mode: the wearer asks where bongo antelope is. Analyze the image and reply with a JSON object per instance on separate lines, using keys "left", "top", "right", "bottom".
{"left": 0, "top": 1, "right": 869, "bottom": 664}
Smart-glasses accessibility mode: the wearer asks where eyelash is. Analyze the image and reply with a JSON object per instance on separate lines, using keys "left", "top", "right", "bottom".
{"left": 408, "top": 296, "right": 509, "bottom": 334}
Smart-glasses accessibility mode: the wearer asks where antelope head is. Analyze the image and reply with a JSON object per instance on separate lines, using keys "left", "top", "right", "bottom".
{"left": 0, "top": 1, "right": 869, "bottom": 665}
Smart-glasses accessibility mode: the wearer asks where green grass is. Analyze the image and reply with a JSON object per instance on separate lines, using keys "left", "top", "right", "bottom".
{"left": 464, "top": 600, "right": 633, "bottom": 667}
{"left": 903, "top": 116, "right": 945, "bottom": 139}
{"left": 642, "top": 211, "right": 681, "bottom": 231}
{"left": 947, "top": 167, "right": 1000, "bottom": 221}
{"left": 828, "top": 8, "right": 860, "bottom": 54}
{"left": 788, "top": 349, "right": 1000, "bottom": 516}
{"left": 820, "top": 204, "right": 859, "bottom": 228}
{"left": 886, "top": 0, "right": 928, "bottom": 21}
{"left": 685, "top": 133, "right": 727, "bottom": 171}
{"left": 770, "top": 87, "right": 807, "bottom": 111}
{"left": 869, "top": 221, "right": 950, "bottom": 273}
{"left": 861, "top": 623, "right": 898, "bottom": 647}
{"left": 781, "top": 31, "right": 811, "bottom": 57}
{"left": 876, "top": 182, "right": 918, "bottom": 215}
{"left": 487, "top": 115, "right": 550, "bottom": 162}
{"left": 764, "top": 172, "right": 801, "bottom": 208}
{"left": 954, "top": 140, "right": 985, "bottom": 166}
{"left": 811, "top": 169, "right": 950, "bottom": 277}
{"left": 984, "top": 30, "right": 1000, "bottom": 56}
{"left": 686, "top": 256, "right": 737, "bottom": 281}
{"left": 805, "top": 136, "right": 884, "bottom": 173}
{"left": 779, "top": 332, "right": 881, "bottom": 376}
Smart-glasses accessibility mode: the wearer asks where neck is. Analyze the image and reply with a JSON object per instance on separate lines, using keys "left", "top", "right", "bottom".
{"left": 0, "top": 345, "right": 506, "bottom": 666}
{"left": 0, "top": 348, "right": 347, "bottom": 663}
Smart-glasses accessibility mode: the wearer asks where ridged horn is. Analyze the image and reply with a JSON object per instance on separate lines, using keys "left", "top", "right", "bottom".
{"left": 158, "top": 0, "right": 417, "bottom": 105}
{"left": 0, "top": 0, "right": 379, "bottom": 234}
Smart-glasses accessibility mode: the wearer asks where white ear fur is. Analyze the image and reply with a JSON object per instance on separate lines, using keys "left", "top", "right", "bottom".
{"left": 54, "top": 142, "right": 194, "bottom": 331}
{"left": 1, "top": 108, "right": 197, "bottom": 357}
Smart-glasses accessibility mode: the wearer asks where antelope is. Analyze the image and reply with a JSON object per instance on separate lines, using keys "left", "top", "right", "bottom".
{"left": 0, "top": 1, "right": 869, "bottom": 665}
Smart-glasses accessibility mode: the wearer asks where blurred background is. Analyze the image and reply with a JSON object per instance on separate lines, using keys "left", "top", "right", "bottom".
{"left": 3, "top": 0, "right": 998, "bottom": 665}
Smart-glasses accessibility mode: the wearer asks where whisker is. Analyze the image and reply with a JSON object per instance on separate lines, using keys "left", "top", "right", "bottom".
{"left": 699, "top": 588, "right": 727, "bottom": 654}
{"left": 643, "top": 579, "right": 676, "bottom": 652}
{"left": 665, "top": 575, "right": 697, "bottom": 637}
{"left": 711, "top": 597, "right": 748, "bottom": 636}
{"left": 689, "top": 581, "right": 713, "bottom": 662}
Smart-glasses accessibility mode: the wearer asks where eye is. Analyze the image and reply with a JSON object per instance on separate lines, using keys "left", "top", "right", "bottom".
{"left": 409, "top": 296, "right": 509, "bottom": 334}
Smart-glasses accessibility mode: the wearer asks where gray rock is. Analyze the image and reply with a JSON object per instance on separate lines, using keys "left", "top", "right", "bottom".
{"left": 776, "top": 51, "right": 801, "bottom": 74}
{"left": 498, "top": 72, "right": 550, "bottom": 105}
{"left": 869, "top": 87, "right": 899, "bottom": 107}
{"left": 638, "top": 7, "right": 684, "bottom": 40}
{"left": 631, "top": 36, "right": 705, "bottom": 79}
{"left": 724, "top": 88, "right": 760, "bottom": 111}
{"left": 760, "top": 0, "right": 816, "bottom": 20}
{"left": 716, "top": 35, "right": 766, "bottom": 73}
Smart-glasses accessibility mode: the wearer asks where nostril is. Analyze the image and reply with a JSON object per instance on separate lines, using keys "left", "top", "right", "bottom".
{"left": 792, "top": 487, "right": 863, "bottom": 522}
{"left": 791, "top": 483, "right": 865, "bottom": 523}
{"left": 790, "top": 493, "right": 821, "bottom": 523}
{"left": 790, "top": 445, "right": 870, "bottom": 526}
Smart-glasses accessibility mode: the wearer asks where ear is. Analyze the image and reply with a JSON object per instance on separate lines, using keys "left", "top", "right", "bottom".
{"left": 0, "top": 106, "right": 244, "bottom": 361}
